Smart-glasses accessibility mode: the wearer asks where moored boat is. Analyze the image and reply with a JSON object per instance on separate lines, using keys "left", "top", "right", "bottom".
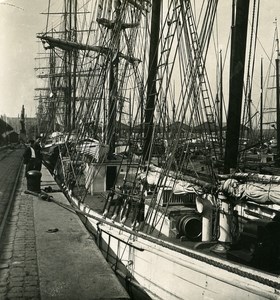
{"left": 35, "top": 1, "right": 280, "bottom": 299}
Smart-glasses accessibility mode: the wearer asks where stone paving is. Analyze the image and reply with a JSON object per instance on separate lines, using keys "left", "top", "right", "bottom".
{"left": 0, "top": 150, "right": 129, "bottom": 300}
{"left": 0, "top": 174, "right": 40, "bottom": 299}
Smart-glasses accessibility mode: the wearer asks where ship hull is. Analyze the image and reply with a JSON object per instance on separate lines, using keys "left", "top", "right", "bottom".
{"left": 66, "top": 193, "right": 279, "bottom": 300}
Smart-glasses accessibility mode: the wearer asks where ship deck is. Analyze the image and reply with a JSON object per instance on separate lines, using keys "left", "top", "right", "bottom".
{"left": 73, "top": 181, "right": 280, "bottom": 278}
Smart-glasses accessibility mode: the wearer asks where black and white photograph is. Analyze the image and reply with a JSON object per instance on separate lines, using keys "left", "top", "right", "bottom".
{"left": 0, "top": 1, "right": 280, "bottom": 299}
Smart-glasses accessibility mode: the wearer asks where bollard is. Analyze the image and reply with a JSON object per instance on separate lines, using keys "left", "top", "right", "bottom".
{"left": 26, "top": 170, "right": 42, "bottom": 192}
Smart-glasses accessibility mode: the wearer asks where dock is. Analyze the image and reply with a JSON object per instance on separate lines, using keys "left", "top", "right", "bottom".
{"left": 0, "top": 161, "right": 130, "bottom": 299}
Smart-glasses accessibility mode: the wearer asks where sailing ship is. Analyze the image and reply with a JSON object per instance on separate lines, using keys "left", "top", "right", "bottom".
{"left": 35, "top": 1, "right": 280, "bottom": 299}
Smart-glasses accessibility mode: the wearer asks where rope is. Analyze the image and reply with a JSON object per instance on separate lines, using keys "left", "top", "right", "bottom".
{"left": 31, "top": 188, "right": 280, "bottom": 291}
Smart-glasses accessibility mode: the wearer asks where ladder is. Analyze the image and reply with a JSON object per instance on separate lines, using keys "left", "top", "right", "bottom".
{"left": 182, "top": 0, "right": 219, "bottom": 157}
{"left": 151, "top": 2, "right": 183, "bottom": 100}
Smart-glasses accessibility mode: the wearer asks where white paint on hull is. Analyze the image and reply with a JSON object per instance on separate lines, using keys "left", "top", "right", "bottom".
{"left": 70, "top": 196, "right": 280, "bottom": 300}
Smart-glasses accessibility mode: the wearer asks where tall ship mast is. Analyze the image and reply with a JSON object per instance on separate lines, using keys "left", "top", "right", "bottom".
{"left": 35, "top": 1, "right": 280, "bottom": 299}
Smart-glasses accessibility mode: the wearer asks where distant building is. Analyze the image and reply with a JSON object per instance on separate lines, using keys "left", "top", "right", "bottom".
{"left": 0, "top": 116, "right": 18, "bottom": 145}
{"left": 3, "top": 116, "right": 38, "bottom": 142}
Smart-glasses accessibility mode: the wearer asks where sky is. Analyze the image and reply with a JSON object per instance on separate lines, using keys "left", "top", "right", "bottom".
{"left": 0, "top": 0, "right": 46, "bottom": 118}
{"left": 0, "top": 0, "right": 279, "bottom": 118}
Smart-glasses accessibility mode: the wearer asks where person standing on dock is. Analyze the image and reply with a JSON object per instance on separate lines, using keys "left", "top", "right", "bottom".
{"left": 23, "top": 139, "right": 42, "bottom": 176}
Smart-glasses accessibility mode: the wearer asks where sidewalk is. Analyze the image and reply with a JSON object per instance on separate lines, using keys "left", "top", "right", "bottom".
{"left": 0, "top": 164, "right": 129, "bottom": 299}
{"left": 34, "top": 166, "right": 130, "bottom": 299}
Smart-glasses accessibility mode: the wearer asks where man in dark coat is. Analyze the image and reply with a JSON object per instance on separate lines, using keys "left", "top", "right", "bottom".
{"left": 23, "top": 139, "right": 42, "bottom": 176}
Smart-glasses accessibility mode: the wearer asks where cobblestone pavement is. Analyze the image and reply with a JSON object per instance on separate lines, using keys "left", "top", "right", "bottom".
{"left": 0, "top": 148, "right": 40, "bottom": 299}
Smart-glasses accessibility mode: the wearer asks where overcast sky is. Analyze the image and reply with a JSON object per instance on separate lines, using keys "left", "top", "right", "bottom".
{"left": 0, "top": 0, "right": 279, "bottom": 118}
{"left": 0, "top": 0, "right": 46, "bottom": 117}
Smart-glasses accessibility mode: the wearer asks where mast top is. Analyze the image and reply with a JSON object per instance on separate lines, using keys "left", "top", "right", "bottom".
{"left": 274, "top": 18, "right": 280, "bottom": 58}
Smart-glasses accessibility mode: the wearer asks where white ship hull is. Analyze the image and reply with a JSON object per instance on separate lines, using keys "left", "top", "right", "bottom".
{"left": 67, "top": 194, "right": 279, "bottom": 300}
